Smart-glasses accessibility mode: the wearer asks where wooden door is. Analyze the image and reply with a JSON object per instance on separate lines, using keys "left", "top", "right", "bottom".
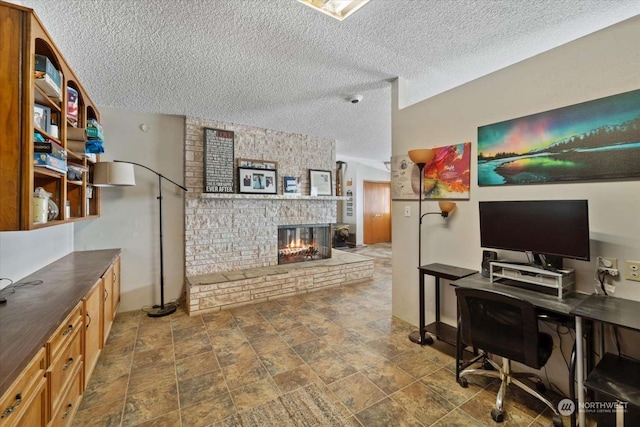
{"left": 363, "top": 181, "right": 391, "bottom": 244}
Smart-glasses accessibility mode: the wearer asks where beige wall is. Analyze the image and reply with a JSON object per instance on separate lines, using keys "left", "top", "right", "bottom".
{"left": 75, "top": 108, "right": 185, "bottom": 312}
{"left": 392, "top": 16, "right": 640, "bottom": 394}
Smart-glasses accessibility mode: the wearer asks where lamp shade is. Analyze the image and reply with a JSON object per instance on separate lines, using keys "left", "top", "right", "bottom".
{"left": 93, "top": 162, "right": 136, "bottom": 187}
{"left": 439, "top": 201, "right": 456, "bottom": 215}
{"left": 408, "top": 148, "right": 435, "bottom": 165}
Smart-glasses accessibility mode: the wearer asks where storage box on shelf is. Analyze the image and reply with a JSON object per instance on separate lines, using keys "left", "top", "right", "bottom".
{"left": 0, "top": 1, "right": 101, "bottom": 231}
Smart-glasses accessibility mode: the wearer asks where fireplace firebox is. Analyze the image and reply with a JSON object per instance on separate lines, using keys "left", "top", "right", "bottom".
{"left": 278, "top": 224, "right": 331, "bottom": 264}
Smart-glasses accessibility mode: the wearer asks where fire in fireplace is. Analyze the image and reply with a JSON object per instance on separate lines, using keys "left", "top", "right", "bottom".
{"left": 278, "top": 224, "right": 332, "bottom": 264}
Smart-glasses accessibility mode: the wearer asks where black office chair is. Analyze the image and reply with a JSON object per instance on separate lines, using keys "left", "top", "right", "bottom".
{"left": 455, "top": 287, "right": 562, "bottom": 426}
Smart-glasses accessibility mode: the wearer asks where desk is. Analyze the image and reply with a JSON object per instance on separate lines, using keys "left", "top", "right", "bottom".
{"left": 571, "top": 294, "right": 640, "bottom": 426}
{"left": 408, "top": 263, "right": 477, "bottom": 345}
{"left": 452, "top": 273, "right": 591, "bottom": 427}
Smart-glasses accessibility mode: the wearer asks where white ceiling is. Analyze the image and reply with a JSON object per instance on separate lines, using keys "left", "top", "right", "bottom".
{"left": 15, "top": 0, "right": 640, "bottom": 163}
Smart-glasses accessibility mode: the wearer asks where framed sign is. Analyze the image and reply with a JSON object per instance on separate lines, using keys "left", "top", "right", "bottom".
{"left": 203, "top": 128, "right": 234, "bottom": 193}
{"left": 309, "top": 169, "right": 332, "bottom": 196}
{"left": 238, "top": 167, "right": 277, "bottom": 194}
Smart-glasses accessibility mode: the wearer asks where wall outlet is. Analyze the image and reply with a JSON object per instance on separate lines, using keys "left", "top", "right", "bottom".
{"left": 598, "top": 256, "right": 617, "bottom": 269}
{"left": 404, "top": 206, "right": 411, "bottom": 217}
{"left": 625, "top": 261, "right": 640, "bottom": 282}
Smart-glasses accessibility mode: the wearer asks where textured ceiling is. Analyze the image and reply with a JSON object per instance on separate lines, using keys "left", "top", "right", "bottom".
{"left": 14, "top": 0, "right": 640, "bottom": 163}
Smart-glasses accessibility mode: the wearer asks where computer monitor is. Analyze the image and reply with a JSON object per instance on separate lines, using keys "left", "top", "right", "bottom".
{"left": 479, "top": 200, "right": 590, "bottom": 269}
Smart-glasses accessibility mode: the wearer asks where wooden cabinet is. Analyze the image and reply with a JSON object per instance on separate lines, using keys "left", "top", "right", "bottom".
{"left": 102, "top": 264, "right": 115, "bottom": 346}
{"left": 0, "top": 349, "right": 47, "bottom": 427}
{"left": 0, "top": 250, "right": 121, "bottom": 427}
{"left": 82, "top": 280, "right": 102, "bottom": 388}
{"left": 0, "top": 1, "right": 101, "bottom": 231}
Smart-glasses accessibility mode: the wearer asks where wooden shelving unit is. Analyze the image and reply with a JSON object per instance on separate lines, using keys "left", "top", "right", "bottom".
{"left": 0, "top": 1, "right": 101, "bottom": 231}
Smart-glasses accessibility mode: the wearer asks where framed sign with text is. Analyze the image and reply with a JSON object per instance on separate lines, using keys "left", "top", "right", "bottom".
{"left": 203, "top": 128, "right": 234, "bottom": 193}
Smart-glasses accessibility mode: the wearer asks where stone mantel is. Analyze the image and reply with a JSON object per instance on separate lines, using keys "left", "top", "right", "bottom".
{"left": 194, "top": 193, "right": 348, "bottom": 201}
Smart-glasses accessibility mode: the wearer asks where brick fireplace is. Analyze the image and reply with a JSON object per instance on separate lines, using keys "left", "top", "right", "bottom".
{"left": 183, "top": 117, "right": 373, "bottom": 316}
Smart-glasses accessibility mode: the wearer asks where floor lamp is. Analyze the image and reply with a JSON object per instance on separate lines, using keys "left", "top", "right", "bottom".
{"left": 93, "top": 160, "right": 188, "bottom": 317}
{"left": 407, "top": 148, "right": 456, "bottom": 344}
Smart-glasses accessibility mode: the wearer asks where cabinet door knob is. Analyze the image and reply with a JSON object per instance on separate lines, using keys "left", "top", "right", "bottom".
{"left": 62, "top": 324, "right": 73, "bottom": 336}
{"left": 1, "top": 393, "right": 22, "bottom": 418}
{"left": 63, "top": 357, "right": 74, "bottom": 371}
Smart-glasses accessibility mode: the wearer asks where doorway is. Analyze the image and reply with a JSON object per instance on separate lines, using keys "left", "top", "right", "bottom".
{"left": 363, "top": 180, "right": 391, "bottom": 244}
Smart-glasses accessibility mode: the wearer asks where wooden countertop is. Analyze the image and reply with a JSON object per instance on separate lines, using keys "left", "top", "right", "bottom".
{"left": 0, "top": 249, "right": 121, "bottom": 397}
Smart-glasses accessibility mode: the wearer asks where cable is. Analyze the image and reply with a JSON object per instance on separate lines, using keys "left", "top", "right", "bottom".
{"left": 0, "top": 279, "right": 43, "bottom": 297}
{"left": 597, "top": 269, "right": 608, "bottom": 295}
{"left": 555, "top": 324, "right": 570, "bottom": 370}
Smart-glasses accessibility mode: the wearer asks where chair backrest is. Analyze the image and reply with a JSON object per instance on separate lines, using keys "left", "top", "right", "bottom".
{"left": 456, "top": 287, "right": 544, "bottom": 369}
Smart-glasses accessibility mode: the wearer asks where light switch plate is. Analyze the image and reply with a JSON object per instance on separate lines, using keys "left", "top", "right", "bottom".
{"left": 404, "top": 206, "right": 411, "bottom": 217}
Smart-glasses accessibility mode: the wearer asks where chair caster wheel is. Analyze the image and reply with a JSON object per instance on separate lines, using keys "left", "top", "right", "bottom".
{"left": 535, "top": 381, "right": 546, "bottom": 393}
{"left": 491, "top": 408, "right": 504, "bottom": 423}
{"left": 552, "top": 415, "right": 563, "bottom": 427}
{"left": 457, "top": 377, "right": 468, "bottom": 388}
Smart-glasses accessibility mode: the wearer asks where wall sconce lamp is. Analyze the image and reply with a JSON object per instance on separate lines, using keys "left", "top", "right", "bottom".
{"left": 407, "top": 148, "right": 456, "bottom": 345}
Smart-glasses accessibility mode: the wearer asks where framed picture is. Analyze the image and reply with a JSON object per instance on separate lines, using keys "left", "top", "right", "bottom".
{"left": 238, "top": 167, "right": 277, "bottom": 194}
{"left": 34, "top": 103, "right": 51, "bottom": 133}
{"left": 237, "top": 158, "right": 278, "bottom": 170}
{"left": 309, "top": 169, "right": 332, "bottom": 196}
{"left": 283, "top": 176, "right": 299, "bottom": 194}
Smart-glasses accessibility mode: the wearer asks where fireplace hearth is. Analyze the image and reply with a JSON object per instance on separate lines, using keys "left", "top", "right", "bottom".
{"left": 278, "top": 224, "right": 331, "bottom": 264}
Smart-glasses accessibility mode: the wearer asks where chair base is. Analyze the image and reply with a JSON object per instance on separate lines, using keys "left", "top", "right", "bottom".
{"left": 459, "top": 356, "right": 561, "bottom": 423}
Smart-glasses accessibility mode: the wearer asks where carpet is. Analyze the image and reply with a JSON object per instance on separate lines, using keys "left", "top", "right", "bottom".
{"left": 212, "top": 384, "right": 351, "bottom": 427}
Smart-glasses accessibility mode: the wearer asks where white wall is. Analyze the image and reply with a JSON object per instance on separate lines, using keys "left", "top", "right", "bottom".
{"left": 0, "top": 224, "right": 73, "bottom": 289}
{"left": 337, "top": 157, "right": 391, "bottom": 246}
{"left": 75, "top": 108, "right": 185, "bottom": 312}
{"left": 392, "top": 16, "right": 640, "bottom": 394}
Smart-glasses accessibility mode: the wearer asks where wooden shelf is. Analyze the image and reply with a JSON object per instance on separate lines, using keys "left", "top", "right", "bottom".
{"left": 0, "top": 3, "right": 101, "bottom": 231}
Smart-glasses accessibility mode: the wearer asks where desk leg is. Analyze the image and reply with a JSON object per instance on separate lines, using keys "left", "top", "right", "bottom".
{"left": 435, "top": 277, "right": 441, "bottom": 324}
{"left": 576, "top": 315, "right": 585, "bottom": 427}
{"left": 409, "top": 270, "right": 433, "bottom": 345}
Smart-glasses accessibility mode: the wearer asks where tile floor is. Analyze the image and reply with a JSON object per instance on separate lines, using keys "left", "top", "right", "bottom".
{"left": 72, "top": 243, "right": 561, "bottom": 426}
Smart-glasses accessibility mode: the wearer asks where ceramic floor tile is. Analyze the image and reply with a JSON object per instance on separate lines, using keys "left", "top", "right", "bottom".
{"left": 362, "top": 360, "right": 415, "bottom": 395}
{"left": 75, "top": 244, "right": 554, "bottom": 427}
{"left": 258, "top": 346, "right": 305, "bottom": 376}
{"left": 230, "top": 377, "right": 281, "bottom": 412}
{"left": 175, "top": 350, "right": 220, "bottom": 381}
{"left": 178, "top": 370, "right": 228, "bottom": 409}
{"left": 271, "top": 364, "right": 324, "bottom": 394}
{"left": 278, "top": 325, "right": 318, "bottom": 346}
{"left": 121, "top": 382, "right": 179, "bottom": 427}
{"left": 71, "top": 399, "right": 124, "bottom": 427}
{"left": 132, "top": 410, "right": 181, "bottom": 427}
{"left": 390, "top": 380, "right": 455, "bottom": 426}
{"left": 179, "top": 392, "right": 236, "bottom": 427}
{"left": 330, "top": 372, "right": 386, "bottom": 414}
{"left": 308, "top": 352, "right": 358, "bottom": 385}
{"left": 221, "top": 357, "right": 269, "bottom": 390}
{"left": 354, "top": 397, "right": 423, "bottom": 427}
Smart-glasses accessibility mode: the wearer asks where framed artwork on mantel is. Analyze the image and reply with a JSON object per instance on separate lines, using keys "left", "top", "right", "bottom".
{"left": 309, "top": 169, "right": 332, "bottom": 196}
{"left": 238, "top": 167, "right": 277, "bottom": 194}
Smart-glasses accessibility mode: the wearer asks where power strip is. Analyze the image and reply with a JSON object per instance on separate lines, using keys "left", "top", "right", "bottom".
{"left": 598, "top": 267, "right": 619, "bottom": 276}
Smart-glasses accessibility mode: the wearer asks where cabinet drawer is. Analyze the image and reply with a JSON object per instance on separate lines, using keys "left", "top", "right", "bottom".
{"left": 49, "top": 365, "right": 82, "bottom": 427}
{"left": 47, "top": 303, "right": 83, "bottom": 362}
{"left": 47, "top": 327, "right": 82, "bottom": 413}
{"left": 0, "top": 348, "right": 46, "bottom": 427}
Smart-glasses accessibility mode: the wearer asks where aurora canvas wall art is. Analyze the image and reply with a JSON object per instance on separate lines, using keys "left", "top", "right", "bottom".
{"left": 477, "top": 88, "right": 640, "bottom": 186}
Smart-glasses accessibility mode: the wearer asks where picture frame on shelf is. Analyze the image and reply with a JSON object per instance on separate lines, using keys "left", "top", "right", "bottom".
{"left": 283, "top": 176, "right": 299, "bottom": 194}
{"left": 237, "top": 158, "right": 278, "bottom": 170}
{"left": 238, "top": 167, "right": 278, "bottom": 194}
{"left": 309, "top": 169, "right": 332, "bottom": 196}
{"left": 34, "top": 103, "right": 51, "bottom": 133}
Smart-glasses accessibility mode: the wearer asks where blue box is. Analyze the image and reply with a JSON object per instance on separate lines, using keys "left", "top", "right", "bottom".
{"left": 34, "top": 153, "right": 67, "bottom": 174}
{"left": 34, "top": 54, "right": 62, "bottom": 99}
